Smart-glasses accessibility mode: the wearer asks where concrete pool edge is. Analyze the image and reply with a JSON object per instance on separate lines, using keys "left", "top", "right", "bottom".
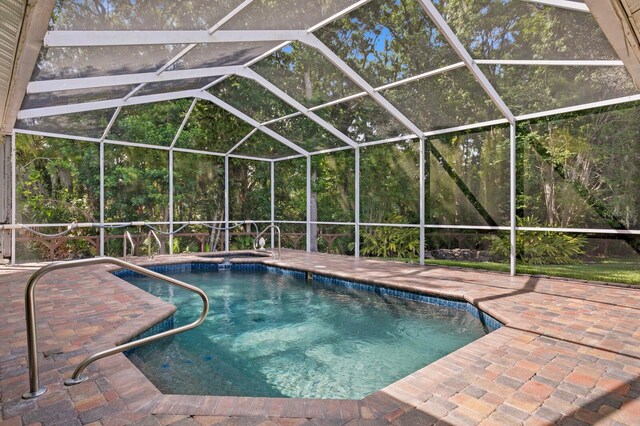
{"left": 76, "top": 254, "right": 640, "bottom": 420}
{"left": 99, "top": 256, "right": 535, "bottom": 417}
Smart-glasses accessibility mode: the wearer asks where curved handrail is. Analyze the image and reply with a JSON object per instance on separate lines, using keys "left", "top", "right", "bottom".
{"left": 147, "top": 230, "right": 161, "bottom": 259}
{"left": 22, "top": 257, "right": 209, "bottom": 399}
{"left": 253, "top": 225, "right": 281, "bottom": 259}
{"left": 123, "top": 231, "right": 134, "bottom": 260}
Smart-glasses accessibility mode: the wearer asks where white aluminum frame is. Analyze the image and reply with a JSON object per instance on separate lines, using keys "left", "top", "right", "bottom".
{"left": 99, "top": 141, "right": 105, "bottom": 256}
{"left": 170, "top": 99, "right": 198, "bottom": 149}
{"left": 306, "top": 156, "right": 311, "bottom": 252}
{"left": 198, "top": 91, "right": 310, "bottom": 156}
{"left": 20, "top": 54, "right": 624, "bottom": 160}
{"left": 270, "top": 161, "right": 275, "bottom": 248}
{"left": 354, "top": 147, "right": 360, "bottom": 258}
{"left": 43, "top": 30, "right": 308, "bottom": 47}
{"left": 419, "top": 136, "right": 426, "bottom": 266}
{"left": 26, "top": 67, "right": 242, "bottom": 93}
{"left": 509, "top": 123, "right": 517, "bottom": 275}
{"left": 239, "top": 69, "right": 357, "bottom": 149}
{"left": 10, "top": 131, "right": 16, "bottom": 265}
{"left": 300, "top": 34, "right": 423, "bottom": 137}
{"left": 9, "top": 0, "right": 640, "bottom": 279}
{"left": 524, "top": 0, "right": 590, "bottom": 12}
{"left": 416, "top": 0, "right": 515, "bottom": 125}
{"left": 227, "top": 129, "right": 258, "bottom": 156}
{"left": 224, "top": 156, "right": 229, "bottom": 251}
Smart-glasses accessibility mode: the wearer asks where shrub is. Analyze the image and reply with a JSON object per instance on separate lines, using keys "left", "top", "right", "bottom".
{"left": 488, "top": 216, "right": 586, "bottom": 265}
{"left": 230, "top": 234, "right": 254, "bottom": 250}
{"left": 353, "top": 224, "right": 421, "bottom": 259}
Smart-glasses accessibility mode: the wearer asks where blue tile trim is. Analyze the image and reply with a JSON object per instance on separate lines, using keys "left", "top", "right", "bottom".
{"left": 123, "top": 315, "right": 175, "bottom": 356}
{"left": 312, "top": 274, "right": 502, "bottom": 332}
{"left": 113, "top": 262, "right": 307, "bottom": 277}
{"left": 113, "top": 262, "right": 502, "bottom": 333}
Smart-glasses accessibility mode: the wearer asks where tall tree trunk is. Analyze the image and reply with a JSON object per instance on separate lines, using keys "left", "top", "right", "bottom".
{"left": 304, "top": 62, "right": 319, "bottom": 252}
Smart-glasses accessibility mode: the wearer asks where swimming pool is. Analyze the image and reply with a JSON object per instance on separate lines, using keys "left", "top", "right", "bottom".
{"left": 119, "top": 264, "right": 497, "bottom": 399}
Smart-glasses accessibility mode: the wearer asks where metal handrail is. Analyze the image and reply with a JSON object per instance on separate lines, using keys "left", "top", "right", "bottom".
{"left": 22, "top": 257, "right": 210, "bottom": 399}
{"left": 123, "top": 231, "right": 134, "bottom": 260}
{"left": 147, "top": 230, "right": 161, "bottom": 259}
{"left": 253, "top": 225, "right": 281, "bottom": 259}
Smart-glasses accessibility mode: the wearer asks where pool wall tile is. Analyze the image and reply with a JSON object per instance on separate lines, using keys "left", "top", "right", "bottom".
{"left": 311, "top": 274, "right": 502, "bottom": 332}
{"left": 123, "top": 315, "right": 175, "bottom": 356}
{"left": 115, "top": 262, "right": 502, "bottom": 335}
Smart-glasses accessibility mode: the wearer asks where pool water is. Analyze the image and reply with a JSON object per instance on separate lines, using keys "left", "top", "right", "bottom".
{"left": 123, "top": 268, "right": 488, "bottom": 399}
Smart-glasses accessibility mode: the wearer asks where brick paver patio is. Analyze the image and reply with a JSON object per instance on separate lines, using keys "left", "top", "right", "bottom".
{"left": 1, "top": 250, "right": 639, "bottom": 425}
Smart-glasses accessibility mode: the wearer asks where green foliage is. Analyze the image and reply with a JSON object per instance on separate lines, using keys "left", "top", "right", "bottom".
{"left": 360, "top": 142, "right": 420, "bottom": 224}
{"left": 488, "top": 217, "right": 586, "bottom": 265}
{"left": 109, "top": 99, "right": 192, "bottom": 146}
{"left": 354, "top": 217, "right": 421, "bottom": 259}
{"left": 230, "top": 235, "right": 254, "bottom": 251}
{"left": 172, "top": 238, "right": 181, "bottom": 254}
{"left": 424, "top": 259, "right": 640, "bottom": 286}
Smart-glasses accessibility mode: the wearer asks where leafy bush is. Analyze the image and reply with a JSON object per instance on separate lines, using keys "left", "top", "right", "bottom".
{"left": 488, "top": 216, "right": 586, "bottom": 265}
{"left": 230, "top": 234, "right": 254, "bottom": 250}
{"left": 351, "top": 223, "right": 420, "bottom": 259}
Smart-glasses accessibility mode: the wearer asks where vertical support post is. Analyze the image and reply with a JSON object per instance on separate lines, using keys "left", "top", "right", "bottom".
{"left": 224, "top": 156, "right": 229, "bottom": 251}
{"left": 168, "top": 149, "right": 174, "bottom": 255}
{"left": 99, "top": 142, "right": 105, "bottom": 256}
{"left": 509, "top": 123, "right": 517, "bottom": 276}
{"left": 270, "top": 161, "right": 275, "bottom": 249}
{"left": 419, "top": 137, "right": 425, "bottom": 266}
{"left": 354, "top": 147, "right": 360, "bottom": 258}
{"left": 306, "top": 156, "right": 311, "bottom": 253}
{"left": 10, "top": 132, "right": 16, "bottom": 265}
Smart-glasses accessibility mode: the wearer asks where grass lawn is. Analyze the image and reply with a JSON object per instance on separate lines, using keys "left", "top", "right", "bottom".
{"left": 422, "top": 259, "right": 640, "bottom": 286}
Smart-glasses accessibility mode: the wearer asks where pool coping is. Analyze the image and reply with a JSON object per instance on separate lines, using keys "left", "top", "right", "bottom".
{"left": 106, "top": 256, "right": 511, "bottom": 419}
{"left": 1, "top": 250, "right": 639, "bottom": 425}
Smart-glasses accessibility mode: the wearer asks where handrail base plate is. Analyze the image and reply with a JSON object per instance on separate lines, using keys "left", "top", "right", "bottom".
{"left": 64, "top": 376, "right": 88, "bottom": 386}
{"left": 22, "top": 387, "right": 47, "bottom": 399}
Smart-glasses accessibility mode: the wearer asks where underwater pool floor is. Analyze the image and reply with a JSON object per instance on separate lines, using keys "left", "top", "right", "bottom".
{"left": 123, "top": 267, "right": 490, "bottom": 399}
{"left": 1, "top": 250, "right": 639, "bottom": 425}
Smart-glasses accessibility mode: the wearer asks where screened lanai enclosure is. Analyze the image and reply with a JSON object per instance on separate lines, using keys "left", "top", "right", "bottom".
{"left": 1, "top": 0, "right": 640, "bottom": 280}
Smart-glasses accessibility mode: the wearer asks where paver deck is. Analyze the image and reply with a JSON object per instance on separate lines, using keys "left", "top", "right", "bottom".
{"left": 1, "top": 250, "right": 639, "bottom": 426}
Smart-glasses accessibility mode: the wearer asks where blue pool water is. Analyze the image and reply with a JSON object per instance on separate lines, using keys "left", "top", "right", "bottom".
{"left": 122, "top": 266, "right": 490, "bottom": 399}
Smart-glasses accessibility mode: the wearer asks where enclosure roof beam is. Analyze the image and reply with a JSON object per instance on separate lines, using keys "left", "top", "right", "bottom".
{"left": 474, "top": 59, "right": 624, "bottom": 66}
{"left": 27, "top": 58, "right": 623, "bottom": 97}
{"left": 100, "top": 106, "right": 122, "bottom": 141}
{"left": 275, "top": 144, "right": 353, "bottom": 162}
{"left": 17, "top": 92, "right": 640, "bottom": 162}
{"left": 43, "top": 30, "right": 309, "bottom": 47}
{"left": 27, "top": 66, "right": 242, "bottom": 94}
{"left": 226, "top": 128, "right": 258, "bottom": 155}
{"left": 308, "top": 0, "right": 373, "bottom": 32}
{"left": 129, "top": 0, "right": 257, "bottom": 102}
{"left": 14, "top": 128, "right": 273, "bottom": 161}
{"left": 299, "top": 33, "right": 423, "bottom": 137}
{"left": 25, "top": 68, "right": 358, "bottom": 149}
{"left": 523, "top": 0, "right": 589, "bottom": 12}
{"left": 416, "top": 0, "right": 516, "bottom": 125}
{"left": 198, "top": 91, "right": 309, "bottom": 156}
{"left": 238, "top": 68, "right": 357, "bottom": 148}
{"left": 42, "top": 2, "right": 372, "bottom": 48}
{"left": 169, "top": 98, "right": 198, "bottom": 149}
{"left": 17, "top": 89, "right": 201, "bottom": 119}
{"left": 193, "top": 0, "right": 372, "bottom": 92}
